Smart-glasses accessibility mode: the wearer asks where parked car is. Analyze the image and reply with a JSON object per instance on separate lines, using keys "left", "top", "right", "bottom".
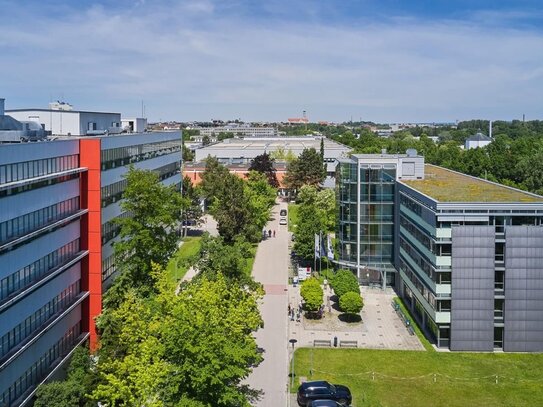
{"left": 310, "top": 400, "right": 345, "bottom": 407}
{"left": 280, "top": 209, "right": 288, "bottom": 216}
{"left": 279, "top": 218, "right": 287, "bottom": 225}
{"left": 297, "top": 381, "right": 352, "bottom": 406}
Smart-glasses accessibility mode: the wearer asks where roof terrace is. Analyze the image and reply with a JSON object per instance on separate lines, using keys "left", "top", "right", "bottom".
{"left": 402, "top": 165, "right": 543, "bottom": 203}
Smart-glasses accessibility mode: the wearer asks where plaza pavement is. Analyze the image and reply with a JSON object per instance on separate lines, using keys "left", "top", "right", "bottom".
{"left": 287, "top": 285, "right": 424, "bottom": 351}
{"left": 245, "top": 201, "right": 290, "bottom": 407}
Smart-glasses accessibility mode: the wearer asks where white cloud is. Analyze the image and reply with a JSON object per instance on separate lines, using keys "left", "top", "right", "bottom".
{"left": 1, "top": 2, "right": 542, "bottom": 122}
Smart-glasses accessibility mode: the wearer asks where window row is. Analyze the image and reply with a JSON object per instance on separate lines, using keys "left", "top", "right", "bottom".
{"left": 0, "top": 239, "right": 80, "bottom": 303}
{"left": 0, "top": 322, "right": 81, "bottom": 407}
{"left": 0, "top": 197, "right": 80, "bottom": 245}
{"left": 400, "top": 214, "right": 435, "bottom": 253}
{"left": 0, "top": 173, "right": 79, "bottom": 199}
{"left": 399, "top": 236, "right": 437, "bottom": 282}
{"left": 101, "top": 211, "right": 133, "bottom": 245}
{"left": 100, "top": 139, "right": 181, "bottom": 170}
{"left": 0, "top": 155, "right": 79, "bottom": 185}
{"left": 0, "top": 280, "right": 81, "bottom": 360}
{"left": 399, "top": 259, "right": 436, "bottom": 310}
{"left": 102, "top": 254, "right": 117, "bottom": 282}
{"left": 100, "top": 161, "right": 181, "bottom": 207}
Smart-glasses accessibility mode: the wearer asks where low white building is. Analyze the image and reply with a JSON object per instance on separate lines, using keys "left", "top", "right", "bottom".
{"left": 121, "top": 118, "right": 147, "bottom": 133}
{"left": 465, "top": 132, "right": 492, "bottom": 150}
{"left": 6, "top": 102, "right": 122, "bottom": 136}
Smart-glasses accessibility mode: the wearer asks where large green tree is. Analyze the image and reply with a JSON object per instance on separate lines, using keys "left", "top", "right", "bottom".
{"left": 293, "top": 202, "right": 324, "bottom": 262}
{"left": 182, "top": 176, "right": 204, "bottom": 237}
{"left": 284, "top": 148, "right": 325, "bottom": 193}
{"left": 93, "top": 265, "right": 263, "bottom": 407}
{"left": 248, "top": 153, "right": 279, "bottom": 187}
{"left": 300, "top": 278, "right": 323, "bottom": 313}
{"left": 112, "top": 166, "right": 185, "bottom": 299}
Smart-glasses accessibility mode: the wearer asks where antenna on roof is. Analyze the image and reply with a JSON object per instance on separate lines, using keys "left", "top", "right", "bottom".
{"left": 489, "top": 120, "right": 492, "bottom": 138}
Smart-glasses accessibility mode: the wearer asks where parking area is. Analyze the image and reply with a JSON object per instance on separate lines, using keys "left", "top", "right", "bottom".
{"left": 287, "top": 284, "right": 424, "bottom": 351}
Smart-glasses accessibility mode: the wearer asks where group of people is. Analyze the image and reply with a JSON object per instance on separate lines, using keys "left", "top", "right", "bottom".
{"left": 288, "top": 302, "right": 303, "bottom": 322}
{"left": 262, "top": 229, "right": 276, "bottom": 239}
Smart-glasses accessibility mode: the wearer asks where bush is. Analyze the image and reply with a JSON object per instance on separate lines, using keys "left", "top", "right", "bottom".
{"left": 300, "top": 278, "right": 323, "bottom": 312}
{"left": 339, "top": 291, "right": 364, "bottom": 314}
{"left": 331, "top": 269, "right": 360, "bottom": 298}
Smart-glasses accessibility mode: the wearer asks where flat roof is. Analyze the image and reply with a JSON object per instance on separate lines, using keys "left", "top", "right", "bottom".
{"left": 402, "top": 165, "right": 543, "bottom": 203}
{"left": 6, "top": 108, "right": 120, "bottom": 115}
{"left": 199, "top": 137, "right": 350, "bottom": 151}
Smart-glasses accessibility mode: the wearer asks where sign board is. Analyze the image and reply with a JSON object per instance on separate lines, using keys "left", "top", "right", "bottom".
{"left": 297, "top": 266, "right": 312, "bottom": 281}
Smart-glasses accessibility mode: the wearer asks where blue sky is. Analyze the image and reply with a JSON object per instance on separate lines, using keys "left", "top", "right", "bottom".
{"left": 1, "top": 0, "right": 543, "bottom": 123}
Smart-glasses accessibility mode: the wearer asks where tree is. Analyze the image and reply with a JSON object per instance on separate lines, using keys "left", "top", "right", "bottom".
{"left": 293, "top": 203, "right": 324, "bottom": 262}
{"left": 284, "top": 148, "right": 326, "bottom": 193}
{"left": 245, "top": 171, "right": 277, "bottom": 233}
{"left": 94, "top": 266, "right": 263, "bottom": 407}
{"left": 34, "top": 345, "right": 96, "bottom": 407}
{"left": 339, "top": 292, "right": 364, "bottom": 316}
{"left": 199, "top": 156, "right": 230, "bottom": 208}
{"left": 300, "top": 278, "right": 323, "bottom": 313}
{"left": 182, "top": 176, "right": 203, "bottom": 237}
{"left": 182, "top": 144, "right": 194, "bottom": 162}
{"left": 331, "top": 269, "right": 360, "bottom": 298}
{"left": 196, "top": 234, "right": 254, "bottom": 282}
{"left": 315, "top": 189, "right": 336, "bottom": 232}
{"left": 297, "top": 185, "right": 318, "bottom": 206}
{"left": 112, "top": 166, "right": 184, "bottom": 300}
{"left": 212, "top": 173, "right": 255, "bottom": 243}
{"left": 248, "top": 153, "right": 279, "bottom": 187}
{"left": 202, "top": 135, "right": 211, "bottom": 145}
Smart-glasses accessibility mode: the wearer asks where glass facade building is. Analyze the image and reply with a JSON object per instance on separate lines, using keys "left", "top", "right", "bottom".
{"left": 0, "top": 130, "right": 182, "bottom": 406}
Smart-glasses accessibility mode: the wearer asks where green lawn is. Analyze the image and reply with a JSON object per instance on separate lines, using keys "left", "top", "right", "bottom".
{"left": 165, "top": 237, "right": 202, "bottom": 282}
{"left": 288, "top": 203, "right": 299, "bottom": 232}
{"left": 293, "top": 348, "right": 543, "bottom": 407}
{"left": 243, "top": 244, "right": 258, "bottom": 276}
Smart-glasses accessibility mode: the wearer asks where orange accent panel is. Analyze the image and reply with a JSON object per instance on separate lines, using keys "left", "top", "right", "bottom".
{"left": 79, "top": 139, "right": 102, "bottom": 351}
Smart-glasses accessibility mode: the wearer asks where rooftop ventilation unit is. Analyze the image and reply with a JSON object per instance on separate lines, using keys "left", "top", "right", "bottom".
{"left": 406, "top": 148, "right": 417, "bottom": 157}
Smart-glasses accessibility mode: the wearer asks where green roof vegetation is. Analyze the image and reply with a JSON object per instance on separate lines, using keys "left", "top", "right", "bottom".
{"left": 402, "top": 165, "right": 543, "bottom": 203}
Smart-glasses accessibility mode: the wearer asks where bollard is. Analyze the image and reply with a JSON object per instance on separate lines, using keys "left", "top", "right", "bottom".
{"left": 333, "top": 336, "right": 338, "bottom": 347}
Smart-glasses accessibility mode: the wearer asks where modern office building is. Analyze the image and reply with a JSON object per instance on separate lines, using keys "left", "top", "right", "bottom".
{"left": 6, "top": 102, "right": 122, "bottom": 137}
{"left": 336, "top": 151, "right": 543, "bottom": 352}
{"left": 192, "top": 125, "right": 279, "bottom": 140}
{"left": 0, "top": 131, "right": 182, "bottom": 406}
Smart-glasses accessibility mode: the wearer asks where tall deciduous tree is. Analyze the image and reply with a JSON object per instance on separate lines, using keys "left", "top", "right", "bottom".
{"left": 248, "top": 153, "right": 279, "bottom": 187}
{"left": 293, "top": 202, "right": 324, "bottom": 262}
{"left": 284, "top": 148, "right": 326, "bottom": 193}
{"left": 182, "top": 176, "right": 203, "bottom": 237}
{"left": 93, "top": 265, "right": 263, "bottom": 407}
{"left": 200, "top": 156, "right": 230, "bottom": 208}
{"left": 112, "top": 166, "right": 184, "bottom": 299}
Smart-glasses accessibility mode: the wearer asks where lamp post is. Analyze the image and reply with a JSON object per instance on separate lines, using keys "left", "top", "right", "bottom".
{"left": 289, "top": 338, "right": 298, "bottom": 389}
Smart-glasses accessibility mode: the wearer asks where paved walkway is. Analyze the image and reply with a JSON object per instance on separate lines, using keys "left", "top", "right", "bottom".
{"left": 288, "top": 285, "right": 424, "bottom": 351}
{"left": 245, "top": 202, "right": 290, "bottom": 407}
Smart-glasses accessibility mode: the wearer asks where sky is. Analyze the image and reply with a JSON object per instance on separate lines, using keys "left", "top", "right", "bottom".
{"left": 1, "top": 0, "right": 543, "bottom": 123}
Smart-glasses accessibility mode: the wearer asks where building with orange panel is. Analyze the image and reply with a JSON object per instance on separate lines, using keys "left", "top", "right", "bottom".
{"left": 0, "top": 130, "right": 182, "bottom": 406}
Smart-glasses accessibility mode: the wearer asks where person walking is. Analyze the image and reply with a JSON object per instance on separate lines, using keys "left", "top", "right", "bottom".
{"left": 273, "top": 230, "right": 276, "bottom": 238}
{"left": 268, "top": 230, "right": 272, "bottom": 238}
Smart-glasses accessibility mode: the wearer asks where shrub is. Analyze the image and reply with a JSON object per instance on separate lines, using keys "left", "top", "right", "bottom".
{"left": 300, "top": 278, "right": 323, "bottom": 312}
{"left": 339, "top": 291, "right": 364, "bottom": 315}
{"left": 331, "top": 269, "right": 360, "bottom": 298}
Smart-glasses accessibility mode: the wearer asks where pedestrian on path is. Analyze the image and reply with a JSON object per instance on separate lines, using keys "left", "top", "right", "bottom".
{"left": 296, "top": 310, "right": 301, "bottom": 322}
{"left": 290, "top": 309, "right": 295, "bottom": 321}
{"left": 288, "top": 303, "right": 291, "bottom": 315}
{"left": 273, "top": 230, "right": 276, "bottom": 238}
{"left": 268, "top": 230, "right": 272, "bottom": 238}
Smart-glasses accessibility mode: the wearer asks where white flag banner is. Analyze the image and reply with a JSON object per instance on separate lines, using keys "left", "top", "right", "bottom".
{"left": 327, "top": 234, "right": 334, "bottom": 260}
{"left": 314, "top": 233, "right": 321, "bottom": 259}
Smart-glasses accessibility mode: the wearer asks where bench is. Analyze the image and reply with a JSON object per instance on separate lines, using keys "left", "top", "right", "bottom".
{"left": 407, "top": 326, "right": 415, "bottom": 336}
{"left": 339, "top": 340, "right": 358, "bottom": 348}
{"left": 313, "top": 339, "right": 332, "bottom": 347}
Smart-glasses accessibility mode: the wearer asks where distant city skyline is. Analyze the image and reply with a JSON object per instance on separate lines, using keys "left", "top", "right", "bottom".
{"left": 1, "top": 0, "right": 543, "bottom": 123}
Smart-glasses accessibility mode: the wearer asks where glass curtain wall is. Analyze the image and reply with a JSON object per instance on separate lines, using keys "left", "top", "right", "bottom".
{"left": 337, "top": 161, "right": 358, "bottom": 264}
{"left": 359, "top": 165, "right": 396, "bottom": 280}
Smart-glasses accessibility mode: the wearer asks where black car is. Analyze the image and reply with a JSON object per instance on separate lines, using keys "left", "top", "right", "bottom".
{"left": 297, "top": 381, "right": 352, "bottom": 406}
{"left": 280, "top": 209, "right": 287, "bottom": 217}
{"left": 310, "top": 401, "right": 344, "bottom": 407}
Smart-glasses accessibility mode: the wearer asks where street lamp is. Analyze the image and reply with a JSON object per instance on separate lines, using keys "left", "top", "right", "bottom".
{"left": 289, "top": 338, "right": 298, "bottom": 389}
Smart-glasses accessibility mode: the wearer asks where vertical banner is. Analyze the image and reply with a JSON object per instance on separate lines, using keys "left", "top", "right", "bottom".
{"left": 314, "top": 233, "right": 321, "bottom": 259}
{"left": 327, "top": 234, "right": 334, "bottom": 260}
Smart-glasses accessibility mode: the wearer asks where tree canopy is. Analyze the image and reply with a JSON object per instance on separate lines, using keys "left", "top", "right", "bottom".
{"left": 300, "top": 277, "right": 323, "bottom": 312}
{"left": 284, "top": 148, "right": 325, "bottom": 193}
{"left": 248, "top": 153, "right": 279, "bottom": 188}
{"left": 331, "top": 269, "right": 360, "bottom": 298}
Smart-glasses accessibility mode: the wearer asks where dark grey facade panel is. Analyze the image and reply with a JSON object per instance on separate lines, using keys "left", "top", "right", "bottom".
{"left": 504, "top": 226, "right": 543, "bottom": 352}
{"left": 451, "top": 226, "right": 495, "bottom": 351}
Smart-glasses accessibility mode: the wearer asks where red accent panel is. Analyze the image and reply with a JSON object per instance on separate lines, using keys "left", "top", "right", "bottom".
{"left": 79, "top": 139, "right": 102, "bottom": 351}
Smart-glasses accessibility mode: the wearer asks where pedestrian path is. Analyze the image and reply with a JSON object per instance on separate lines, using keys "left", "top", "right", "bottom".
{"left": 245, "top": 201, "right": 290, "bottom": 407}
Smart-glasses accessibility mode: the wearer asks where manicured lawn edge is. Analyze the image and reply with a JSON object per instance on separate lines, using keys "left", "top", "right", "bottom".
{"left": 393, "top": 296, "right": 434, "bottom": 352}
{"left": 166, "top": 236, "right": 202, "bottom": 282}
{"left": 288, "top": 203, "right": 299, "bottom": 232}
